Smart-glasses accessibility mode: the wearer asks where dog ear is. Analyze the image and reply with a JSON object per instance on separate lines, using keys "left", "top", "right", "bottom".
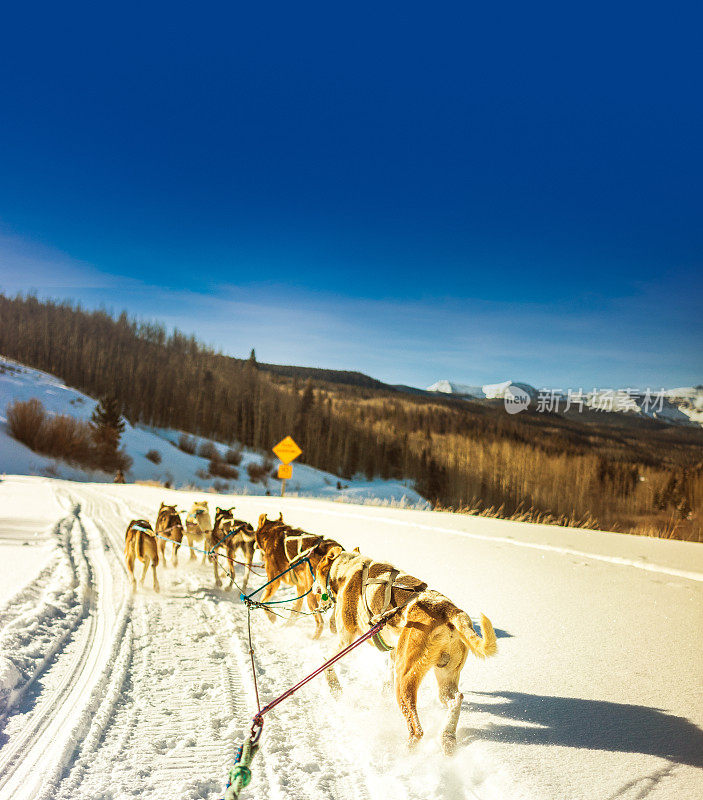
{"left": 320, "top": 551, "right": 334, "bottom": 575}
{"left": 320, "top": 546, "right": 341, "bottom": 575}
{"left": 353, "top": 546, "right": 360, "bottom": 553}
{"left": 278, "top": 512, "right": 283, "bottom": 521}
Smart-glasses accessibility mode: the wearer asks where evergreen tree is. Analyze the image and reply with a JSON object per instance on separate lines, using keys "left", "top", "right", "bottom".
{"left": 248, "top": 348, "right": 257, "bottom": 366}
{"left": 300, "top": 379, "right": 314, "bottom": 414}
{"left": 294, "top": 379, "right": 315, "bottom": 440}
{"left": 91, "top": 395, "right": 126, "bottom": 469}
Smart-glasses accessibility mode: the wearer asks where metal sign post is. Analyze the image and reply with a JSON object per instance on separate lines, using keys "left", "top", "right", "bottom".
{"left": 277, "top": 463, "right": 292, "bottom": 496}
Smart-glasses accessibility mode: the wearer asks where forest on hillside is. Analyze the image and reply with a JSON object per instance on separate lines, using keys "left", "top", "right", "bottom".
{"left": 1, "top": 293, "right": 702, "bottom": 540}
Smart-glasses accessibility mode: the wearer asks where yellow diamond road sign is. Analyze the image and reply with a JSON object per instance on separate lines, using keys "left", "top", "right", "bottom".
{"left": 272, "top": 435, "right": 302, "bottom": 465}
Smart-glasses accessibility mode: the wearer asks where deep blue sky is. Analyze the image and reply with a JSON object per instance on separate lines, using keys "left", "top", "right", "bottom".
{"left": 0, "top": 2, "right": 701, "bottom": 388}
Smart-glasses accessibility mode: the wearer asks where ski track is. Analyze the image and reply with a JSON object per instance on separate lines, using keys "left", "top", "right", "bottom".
{"left": 43, "top": 485, "right": 252, "bottom": 800}
{"left": 0, "top": 510, "right": 88, "bottom": 722}
{"left": 0, "top": 492, "right": 116, "bottom": 800}
{"left": 1, "top": 483, "right": 511, "bottom": 800}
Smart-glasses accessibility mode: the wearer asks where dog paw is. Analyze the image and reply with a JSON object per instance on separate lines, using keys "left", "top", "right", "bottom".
{"left": 441, "top": 732, "right": 457, "bottom": 756}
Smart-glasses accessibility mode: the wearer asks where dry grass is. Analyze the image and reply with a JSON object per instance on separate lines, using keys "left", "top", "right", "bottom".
{"left": 6, "top": 398, "right": 44, "bottom": 450}
{"left": 208, "top": 460, "right": 238, "bottom": 479}
{"left": 145, "top": 449, "right": 162, "bottom": 464}
{"left": 225, "top": 446, "right": 243, "bottom": 466}
{"left": 246, "top": 460, "right": 269, "bottom": 484}
{"left": 198, "top": 441, "right": 220, "bottom": 460}
{"left": 434, "top": 498, "right": 599, "bottom": 530}
{"left": 7, "top": 398, "right": 131, "bottom": 474}
{"left": 178, "top": 434, "right": 197, "bottom": 454}
{"left": 434, "top": 498, "right": 702, "bottom": 542}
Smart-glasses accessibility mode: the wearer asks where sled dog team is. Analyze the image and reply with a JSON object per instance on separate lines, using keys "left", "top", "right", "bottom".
{"left": 124, "top": 501, "right": 256, "bottom": 592}
{"left": 124, "top": 501, "right": 497, "bottom": 753}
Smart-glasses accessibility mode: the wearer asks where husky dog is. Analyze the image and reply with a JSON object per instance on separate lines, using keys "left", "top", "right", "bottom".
{"left": 154, "top": 502, "right": 185, "bottom": 566}
{"left": 255, "top": 513, "right": 342, "bottom": 639}
{"left": 185, "top": 500, "right": 212, "bottom": 562}
{"left": 124, "top": 519, "right": 160, "bottom": 592}
{"left": 312, "top": 550, "right": 497, "bottom": 753}
{"left": 206, "top": 507, "right": 257, "bottom": 590}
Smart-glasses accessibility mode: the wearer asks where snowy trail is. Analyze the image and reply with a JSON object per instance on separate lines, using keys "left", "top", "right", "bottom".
{"left": 1, "top": 477, "right": 702, "bottom": 800}
{"left": 46, "top": 485, "right": 255, "bottom": 800}
{"left": 0, "top": 491, "right": 130, "bottom": 800}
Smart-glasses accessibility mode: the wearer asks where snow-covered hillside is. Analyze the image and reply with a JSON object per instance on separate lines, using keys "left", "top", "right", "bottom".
{"left": 428, "top": 378, "right": 703, "bottom": 427}
{"left": 0, "top": 476, "right": 701, "bottom": 800}
{"left": 0, "top": 356, "right": 427, "bottom": 506}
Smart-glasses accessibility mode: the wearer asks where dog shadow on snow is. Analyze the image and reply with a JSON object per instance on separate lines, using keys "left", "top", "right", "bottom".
{"left": 459, "top": 690, "right": 703, "bottom": 768}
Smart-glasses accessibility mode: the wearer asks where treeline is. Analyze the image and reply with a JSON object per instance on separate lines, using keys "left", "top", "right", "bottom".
{"left": 1, "top": 293, "right": 702, "bottom": 540}
{"left": 0, "top": 294, "right": 428, "bottom": 488}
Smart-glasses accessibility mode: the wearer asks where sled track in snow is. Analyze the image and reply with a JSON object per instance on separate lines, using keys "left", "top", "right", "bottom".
{"left": 47, "top": 486, "right": 259, "bottom": 800}
{"left": 0, "top": 511, "right": 87, "bottom": 722}
{"left": 0, "top": 502, "right": 125, "bottom": 800}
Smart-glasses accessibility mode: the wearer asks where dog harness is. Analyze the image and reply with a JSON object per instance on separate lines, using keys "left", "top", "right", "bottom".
{"left": 284, "top": 533, "right": 324, "bottom": 561}
{"left": 187, "top": 508, "right": 209, "bottom": 526}
{"left": 360, "top": 562, "right": 426, "bottom": 652}
{"left": 157, "top": 512, "right": 183, "bottom": 535}
{"left": 212, "top": 520, "right": 252, "bottom": 550}
{"left": 130, "top": 520, "right": 154, "bottom": 534}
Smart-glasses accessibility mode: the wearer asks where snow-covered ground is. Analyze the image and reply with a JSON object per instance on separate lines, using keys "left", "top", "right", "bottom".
{"left": 0, "top": 479, "right": 59, "bottom": 606}
{"left": 0, "top": 475, "right": 701, "bottom": 800}
{"left": 0, "top": 356, "right": 426, "bottom": 506}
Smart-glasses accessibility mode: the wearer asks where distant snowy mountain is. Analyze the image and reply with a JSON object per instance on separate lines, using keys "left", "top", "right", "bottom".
{"left": 427, "top": 378, "right": 703, "bottom": 427}
{"left": 660, "top": 386, "right": 703, "bottom": 426}
{"left": 426, "top": 379, "right": 538, "bottom": 399}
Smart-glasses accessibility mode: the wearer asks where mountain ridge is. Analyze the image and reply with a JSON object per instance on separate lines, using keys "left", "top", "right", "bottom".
{"left": 426, "top": 378, "right": 703, "bottom": 428}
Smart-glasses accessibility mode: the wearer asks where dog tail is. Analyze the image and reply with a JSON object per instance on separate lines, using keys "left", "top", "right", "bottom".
{"left": 452, "top": 612, "right": 497, "bottom": 659}
{"left": 124, "top": 522, "right": 138, "bottom": 557}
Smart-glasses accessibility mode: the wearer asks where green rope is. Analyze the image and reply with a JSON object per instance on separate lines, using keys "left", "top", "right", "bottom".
{"left": 224, "top": 737, "right": 259, "bottom": 799}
